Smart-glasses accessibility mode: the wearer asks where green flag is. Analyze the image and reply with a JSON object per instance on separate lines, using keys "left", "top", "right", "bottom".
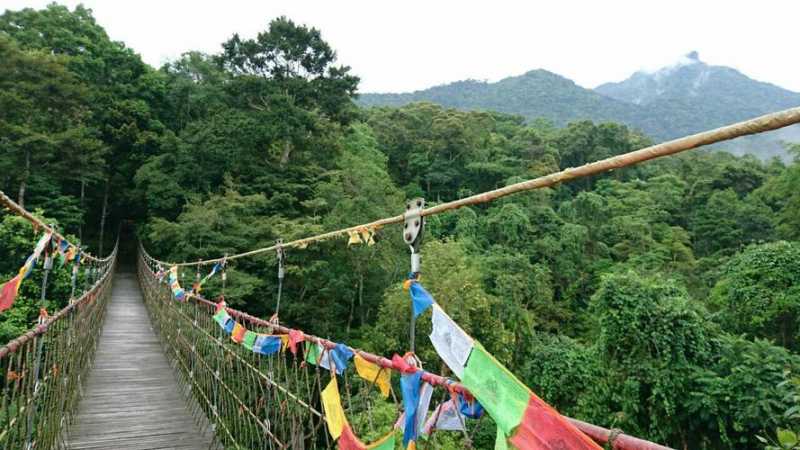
{"left": 369, "top": 430, "right": 396, "bottom": 450}
{"left": 243, "top": 331, "right": 258, "bottom": 351}
{"left": 461, "top": 343, "right": 529, "bottom": 435}
{"left": 495, "top": 424, "right": 508, "bottom": 450}
{"left": 306, "top": 342, "right": 321, "bottom": 365}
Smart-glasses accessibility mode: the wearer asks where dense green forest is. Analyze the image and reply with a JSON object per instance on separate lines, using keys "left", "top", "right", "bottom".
{"left": 1, "top": 4, "right": 800, "bottom": 449}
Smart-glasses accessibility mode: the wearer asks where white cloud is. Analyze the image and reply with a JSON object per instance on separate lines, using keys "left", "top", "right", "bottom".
{"left": 2, "top": 0, "right": 799, "bottom": 94}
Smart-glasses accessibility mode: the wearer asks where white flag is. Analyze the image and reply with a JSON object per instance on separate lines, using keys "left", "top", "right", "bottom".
{"left": 422, "top": 399, "right": 465, "bottom": 435}
{"left": 416, "top": 382, "right": 434, "bottom": 434}
{"left": 429, "top": 304, "right": 474, "bottom": 377}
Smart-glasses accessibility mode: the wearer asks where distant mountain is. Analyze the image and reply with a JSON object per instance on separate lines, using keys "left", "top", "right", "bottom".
{"left": 358, "top": 70, "right": 641, "bottom": 128}
{"left": 596, "top": 51, "right": 800, "bottom": 143}
{"left": 359, "top": 52, "right": 800, "bottom": 159}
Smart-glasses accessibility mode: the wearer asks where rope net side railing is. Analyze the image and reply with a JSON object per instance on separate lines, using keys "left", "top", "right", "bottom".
{"left": 0, "top": 246, "right": 117, "bottom": 450}
{"left": 139, "top": 246, "right": 672, "bottom": 450}
{"left": 138, "top": 251, "right": 331, "bottom": 450}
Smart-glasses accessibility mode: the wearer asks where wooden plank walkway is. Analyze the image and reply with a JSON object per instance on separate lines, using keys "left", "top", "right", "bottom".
{"left": 67, "top": 270, "right": 215, "bottom": 450}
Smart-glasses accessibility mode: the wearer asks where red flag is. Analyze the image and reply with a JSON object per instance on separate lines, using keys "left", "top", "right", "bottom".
{"left": 509, "top": 394, "right": 601, "bottom": 450}
{"left": 0, "top": 275, "right": 22, "bottom": 312}
{"left": 288, "top": 329, "right": 305, "bottom": 355}
{"left": 338, "top": 424, "right": 366, "bottom": 450}
{"left": 391, "top": 354, "right": 417, "bottom": 374}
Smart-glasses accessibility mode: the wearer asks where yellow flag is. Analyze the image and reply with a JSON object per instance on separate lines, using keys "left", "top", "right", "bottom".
{"left": 347, "top": 230, "right": 363, "bottom": 246}
{"left": 280, "top": 334, "right": 290, "bottom": 352}
{"left": 354, "top": 354, "right": 391, "bottom": 398}
{"left": 321, "top": 376, "right": 347, "bottom": 439}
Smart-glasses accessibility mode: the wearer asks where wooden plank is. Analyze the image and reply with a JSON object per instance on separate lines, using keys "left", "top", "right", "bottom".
{"left": 66, "top": 271, "right": 215, "bottom": 450}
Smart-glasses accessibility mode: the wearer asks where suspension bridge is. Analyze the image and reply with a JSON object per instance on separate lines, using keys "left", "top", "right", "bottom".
{"left": 0, "top": 107, "right": 799, "bottom": 450}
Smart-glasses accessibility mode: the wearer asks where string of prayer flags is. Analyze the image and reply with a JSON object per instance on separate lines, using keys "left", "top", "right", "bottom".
{"left": 400, "top": 371, "right": 423, "bottom": 447}
{"left": 346, "top": 227, "right": 377, "bottom": 247}
{"left": 288, "top": 329, "right": 305, "bottom": 355}
{"left": 253, "top": 335, "right": 282, "bottom": 356}
{"left": 0, "top": 232, "right": 52, "bottom": 312}
{"left": 212, "top": 305, "right": 230, "bottom": 325}
{"left": 167, "top": 266, "right": 185, "bottom": 301}
{"left": 509, "top": 394, "right": 601, "bottom": 450}
{"left": 429, "top": 304, "right": 473, "bottom": 378}
{"left": 321, "top": 376, "right": 347, "bottom": 439}
{"left": 347, "top": 231, "right": 363, "bottom": 246}
{"left": 424, "top": 288, "right": 600, "bottom": 448}
{"left": 194, "top": 262, "right": 223, "bottom": 294}
{"left": 305, "top": 342, "right": 353, "bottom": 375}
{"left": 353, "top": 354, "right": 391, "bottom": 398}
{"left": 405, "top": 279, "right": 433, "bottom": 318}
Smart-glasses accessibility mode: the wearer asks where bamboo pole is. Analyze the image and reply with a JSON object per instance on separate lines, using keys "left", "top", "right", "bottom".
{"left": 153, "top": 106, "right": 800, "bottom": 267}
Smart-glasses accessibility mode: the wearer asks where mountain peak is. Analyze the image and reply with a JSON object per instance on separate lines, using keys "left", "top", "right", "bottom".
{"left": 686, "top": 51, "right": 700, "bottom": 62}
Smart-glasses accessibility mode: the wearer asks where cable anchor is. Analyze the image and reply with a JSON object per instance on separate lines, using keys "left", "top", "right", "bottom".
{"left": 403, "top": 198, "right": 425, "bottom": 352}
{"left": 274, "top": 239, "right": 285, "bottom": 322}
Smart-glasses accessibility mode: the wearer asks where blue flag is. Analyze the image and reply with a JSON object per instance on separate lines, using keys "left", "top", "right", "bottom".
{"left": 330, "top": 343, "right": 355, "bottom": 375}
{"left": 253, "top": 335, "right": 281, "bottom": 356}
{"left": 458, "top": 393, "right": 484, "bottom": 419}
{"left": 401, "top": 371, "right": 423, "bottom": 446}
{"left": 409, "top": 281, "right": 434, "bottom": 318}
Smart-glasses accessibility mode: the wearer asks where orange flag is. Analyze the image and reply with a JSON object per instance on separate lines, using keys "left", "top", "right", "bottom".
{"left": 231, "top": 323, "right": 246, "bottom": 343}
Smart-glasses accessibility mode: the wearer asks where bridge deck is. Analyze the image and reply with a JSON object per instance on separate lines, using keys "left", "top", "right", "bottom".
{"left": 67, "top": 270, "right": 214, "bottom": 450}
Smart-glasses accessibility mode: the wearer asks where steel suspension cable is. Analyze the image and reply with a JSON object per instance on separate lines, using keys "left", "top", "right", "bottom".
{"left": 148, "top": 106, "right": 800, "bottom": 267}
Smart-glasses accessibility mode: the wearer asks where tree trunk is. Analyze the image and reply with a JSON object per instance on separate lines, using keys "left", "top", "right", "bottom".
{"left": 279, "top": 141, "right": 292, "bottom": 168}
{"left": 18, "top": 149, "right": 30, "bottom": 208}
{"left": 79, "top": 178, "right": 85, "bottom": 242}
{"left": 358, "top": 272, "right": 364, "bottom": 327}
{"left": 98, "top": 179, "right": 109, "bottom": 257}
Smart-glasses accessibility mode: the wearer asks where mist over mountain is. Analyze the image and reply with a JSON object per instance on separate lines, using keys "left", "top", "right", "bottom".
{"left": 359, "top": 52, "right": 800, "bottom": 159}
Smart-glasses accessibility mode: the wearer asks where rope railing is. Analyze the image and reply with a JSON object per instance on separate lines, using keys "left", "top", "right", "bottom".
{"left": 139, "top": 245, "right": 672, "bottom": 450}
{"left": 149, "top": 106, "right": 800, "bottom": 267}
{"left": 138, "top": 251, "right": 330, "bottom": 449}
{"left": 0, "top": 190, "right": 112, "bottom": 264}
{"left": 0, "top": 246, "right": 117, "bottom": 450}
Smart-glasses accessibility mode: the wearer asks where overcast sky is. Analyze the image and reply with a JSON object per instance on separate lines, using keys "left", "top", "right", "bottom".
{"left": 4, "top": 0, "right": 800, "bottom": 93}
